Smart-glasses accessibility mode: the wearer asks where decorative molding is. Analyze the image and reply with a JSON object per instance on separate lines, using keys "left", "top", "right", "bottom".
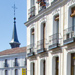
{"left": 40, "top": 16, "right": 47, "bottom": 23}
{"left": 67, "top": 0, "right": 75, "bottom": 7}
{"left": 39, "top": 52, "right": 48, "bottom": 58}
{"left": 29, "top": 22, "right": 35, "bottom": 29}
{"left": 29, "top": 56, "right": 37, "bottom": 61}
{"left": 52, "top": 8, "right": 60, "bottom": 15}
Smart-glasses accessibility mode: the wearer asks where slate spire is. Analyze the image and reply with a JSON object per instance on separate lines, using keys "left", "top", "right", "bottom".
{"left": 9, "top": 4, "right": 20, "bottom": 48}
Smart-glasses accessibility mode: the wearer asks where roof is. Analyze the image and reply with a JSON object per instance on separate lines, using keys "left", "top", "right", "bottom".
{"left": 0, "top": 47, "right": 26, "bottom": 56}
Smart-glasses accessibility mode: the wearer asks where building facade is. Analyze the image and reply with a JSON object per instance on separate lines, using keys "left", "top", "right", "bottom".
{"left": 25, "top": 0, "right": 75, "bottom": 75}
{"left": 0, "top": 47, "right": 26, "bottom": 75}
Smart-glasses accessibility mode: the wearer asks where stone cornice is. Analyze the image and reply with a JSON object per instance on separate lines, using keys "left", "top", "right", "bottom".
{"left": 0, "top": 52, "right": 26, "bottom": 58}
{"left": 25, "top": 0, "right": 66, "bottom": 27}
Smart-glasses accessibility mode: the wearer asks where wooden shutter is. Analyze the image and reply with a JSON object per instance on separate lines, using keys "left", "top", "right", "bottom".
{"left": 55, "top": 15, "right": 59, "bottom": 21}
{"left": 56, "top": 57, "right": 59, "bottom": 75}
{"left": 71, "top": 7, "right": 75, "bottom": 17}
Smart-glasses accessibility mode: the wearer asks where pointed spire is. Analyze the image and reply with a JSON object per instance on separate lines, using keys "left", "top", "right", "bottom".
{"left": 9, "top": 4, "right": 20, "bottom": 48}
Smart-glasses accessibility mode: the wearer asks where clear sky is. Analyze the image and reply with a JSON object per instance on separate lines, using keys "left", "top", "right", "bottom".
{"left": 0, "top": 0, "right": 27, "bottom": 51}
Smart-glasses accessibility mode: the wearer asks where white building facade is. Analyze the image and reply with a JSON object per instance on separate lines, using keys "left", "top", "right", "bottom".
{"left": 25, "top": 0, "right": 75, "bottom": 75}
{"left": 0, "top": 47, "right": 26, "bottom": 75}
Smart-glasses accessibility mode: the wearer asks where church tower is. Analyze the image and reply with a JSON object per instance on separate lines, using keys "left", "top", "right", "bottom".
{"left": 9, "top": 4, "right": 20, "bottom": 48}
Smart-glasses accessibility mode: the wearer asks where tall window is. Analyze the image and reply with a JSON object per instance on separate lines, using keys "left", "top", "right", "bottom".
{"left": 5, "top": 70, "right": 8, "bottom": 75}
{"left": 54, "top": 15, "right": 59, "bottom": 34}
{"left": 55, "top": 57, "right": 59, "bottom": 75}
{"left": 71, "top": 7, "right": 75, "bottom": 31}
{"left": 41, "top": 23, "right": 46, "bottom": 49}
{"left": 15, "top": 58, "right": 18, "bottom": 66}
{"left": 43, "top": 60, "right": 45, "bottom": 75}
{"left": 31, "top": 28, "right": 35, "bottom": 47}
{"left": 71, "top": 53, "right": 75, "bottom": 75}
{"left": 33, "top": 63, "right": 35, "bottom": 75}
{"left": 5, "top": 59, "right": 8, "bottom": 67}
{"left": 31, "top": 63, "right": 35, "bottom": 75}
{"left": 31, "top": 0, "right": 35, "bottom": 7}
{"left": 15, "top": 69, "right": 18, "bottom": 75}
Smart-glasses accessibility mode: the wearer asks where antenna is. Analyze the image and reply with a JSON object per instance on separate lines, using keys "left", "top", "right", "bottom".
{"left": 12, "top": 4, "right": 17, "bottom": 17}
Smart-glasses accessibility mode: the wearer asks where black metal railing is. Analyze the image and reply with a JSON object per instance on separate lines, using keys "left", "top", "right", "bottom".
{"left": 49, "top": 33, "right": 62, "bottom": 49}
{"left": 14, "top": 62, "right": 19, "bottom": 67}
{"left": 28, "top": 6, "right": 35, "bottom": 19}
{"left": 4, "top": 63, "right": 8, "bottom": 67}
{"left": 37, "top": 39, "right": 47, "bottom": 51}
{"left": 27, "top": 43, "right": 35, "bottom": 56}
{"left": 63, "top": 26, "right": 75, "bottom": 44}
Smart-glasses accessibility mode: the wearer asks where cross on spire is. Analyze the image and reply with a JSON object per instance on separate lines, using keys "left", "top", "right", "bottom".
{"left": 12, "top": 4, "right": 17, "bottom": 17}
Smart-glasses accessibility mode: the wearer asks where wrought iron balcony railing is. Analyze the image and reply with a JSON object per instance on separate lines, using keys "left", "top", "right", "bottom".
{"left": 39, "top": 1, "right": 46, "bottom": 12}
{"left": 27, "top": 43, "right": 35, "bottom": 57}
{"left": 63, "top": 26, "right": 75, "bottom": 45}
{"left": 49, "top": 33, "right": 62, "bottom": 50}
{"left": 28, "top": 6, "right": 35, "bottom": 19}
{"left": 37, "top": 39, "right": 47, "bottom": 53}
{"left": 4, "top": 63, "right": 8, "bottom": 67}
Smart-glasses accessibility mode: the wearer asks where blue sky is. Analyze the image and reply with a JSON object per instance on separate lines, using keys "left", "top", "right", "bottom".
{"left": 0, "top": 0, "right": 27, "bottom": 51}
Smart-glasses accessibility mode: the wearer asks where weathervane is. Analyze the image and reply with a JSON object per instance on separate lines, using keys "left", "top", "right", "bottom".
{"left": 12, "top": 4, "right": 17, "bottom": 17}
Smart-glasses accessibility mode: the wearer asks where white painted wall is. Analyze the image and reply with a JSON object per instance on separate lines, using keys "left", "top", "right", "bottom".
{"left": 26, "top": 0, "right": 75, "bottom": 75}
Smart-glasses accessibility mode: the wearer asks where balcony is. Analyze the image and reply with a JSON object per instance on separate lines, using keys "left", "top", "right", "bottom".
{"left": 14, "top": 62, "right": 19, "bottom": 67}
{"left": 63, "top": 26, "right": 75, "bottom": 45}
{"left": 4, "top": 63, "right": 8, "bottom": 67}
{"left": 27, "top": 44, "right": 35, "bottom": 57}
{"left": 28, "top": 6, "right": 35, "bottom": 19}
{"left": 49, "top": 33, "right": 62, "bottom": 50}
{"left": 37, "top": 39, "right": 47, "bottom": 54}
{"left": 39, "top": 1, "right": 46, "bottom": 13}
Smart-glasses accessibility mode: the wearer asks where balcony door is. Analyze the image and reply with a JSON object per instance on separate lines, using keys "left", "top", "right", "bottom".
{"left": 72, "top": 16, "right": 75, "bottom": 31}
{"left": 40, "top": 60, "right": 46, "bottom": 75}
{"left": 31, "top": 28, "right": 34, "bottom": 48}
{"left": 56, "top": 57, "right": 59, "bottom": 75}
{"left": 71, "top": 53, "right": 75, "bottom": 75}
{"left": 30, "top": 63, "right": 35, "bottom": 75}
{"left": 42, "top": 23, "right": 46, "bottom": 49}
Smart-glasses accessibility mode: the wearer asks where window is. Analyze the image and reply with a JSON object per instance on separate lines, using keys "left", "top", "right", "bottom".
{"left": 40, "top": 60, "right": 46, "bottom": 75}
{"left": 41, "top": 23, "right": 46, "bottom": 49}
{"left": 15, "top": 58, "right": 18, "bottom": 66}
{"left": 25, "top": 58, "right": 27, "bottom": 66}
{"left": 5, "top": 70, "right": 8, "bottom": 75}
{"left": 71, "top": 53, "right": 75, "bottom": 75}
{"left": 33, "top": 63, "right": 35, "bottom": 75}
{"left": 31, "top": 28, "right": 35, "bottom": 47}
{"left": 15, "top": 69, "right": 18, "bottom": 75}
{"left": 54, "top": 15, "right": 59, "bottom": 34}
{"left": 31, "top": 0, "right": 35, "bottom": 7}
{"left": 5, "top": 59, "right": 8, "bottom": 67}
{"left": 43, "top": 60, "right": 45, "bottom": 75}
{"left": 30, "top": 63, "right": 35, "bottom": 75}
{"left": 55, "top": 57, "right": 59, "bottom": 75}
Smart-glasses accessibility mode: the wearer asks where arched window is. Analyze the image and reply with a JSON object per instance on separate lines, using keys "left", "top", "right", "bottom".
{"left": 15, "top": 69, "right": 18, "bottom": 75}
{"left": 5, "top": 70, "right": 8, "bottom": 75}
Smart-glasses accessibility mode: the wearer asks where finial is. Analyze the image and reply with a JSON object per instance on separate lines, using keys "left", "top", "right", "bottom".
{"left": 12, "top": 4, "right": 17, "bottom": 17}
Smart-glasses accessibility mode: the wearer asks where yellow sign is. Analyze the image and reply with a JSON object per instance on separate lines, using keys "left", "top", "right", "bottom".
{"left": 22, "top": 68, "right": 26, "bottom": 75}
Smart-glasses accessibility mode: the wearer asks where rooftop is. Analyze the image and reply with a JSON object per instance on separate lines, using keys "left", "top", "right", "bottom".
{"left": 0, "top": 47, "right": 26, "bottom": 56}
